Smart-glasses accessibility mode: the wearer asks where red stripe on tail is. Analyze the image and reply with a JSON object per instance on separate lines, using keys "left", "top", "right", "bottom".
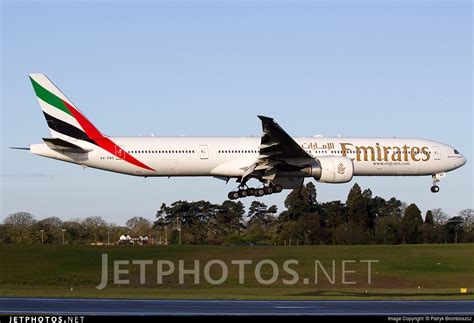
{"left": 63, "top": 100, "right": 155, "bottom": 171}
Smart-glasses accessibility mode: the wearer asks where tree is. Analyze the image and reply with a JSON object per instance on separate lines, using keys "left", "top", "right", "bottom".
{"left": 419, "top": 222, "right": 439, "bottom": 244}
{"left": 217, "top": 200, "right": 245, "bottom": 236}
{"left": 419, "top": 210, "right": 437, "bottom": 243}
{"left": 125, "top": 217, "right": 152, "bottom": 236}
{"left": 286, "top": 214, "right": 323, "bottom": 245}
{"left": 318, "top": 200, "right": 346, "bottom": 244}
{"left": 374, "top": 216, "right": 401, "bottom": 244}
{"left": 446, "top": 216, "right": 464, "bottom": 243}
{"left": 82, "top": 216, "right": 108, "bottom": 243}
{"left": 189, "top": 201, "right": 217, "bottom": 222}
{"left": 154, "top": 203, "right": 171, "bottom": 244}
{"left": 431, "top": 208, "right": 448, "bottom": 225}
{"left": 334, "top": 221, "right": 368, "bottom": 245}
{"left": 155, "top": 202, "right": 186, "bottom": 244}
{"left": 244, "top": 202, "right": 277, "bottom": 244}
{"left": 458, "top": 209, "right": 473, "bottom": 232}
{"left": 0, "top": 224, "right": 9, "bottom": 243}
{"left": 346, "top": 183, "right": 361, "bottom": 206}
{"left": 156, "top": 202, "right": 169, "bottom": 220}
{"left": 107, "top": 223, "right": 128, "bottom": 245}
{"left": 283, "top": 182, "right": 317, "bottom": 220}
{"left": 248, "top": 201, "right": 277, "bottom": 228}
{"left": 369, "top": 196, "right": 387, "bottom": 217}
{"left": 3, "top": 212, "right": 36, "bottom": 243}
{"left": 346, "top": 183, "right": 369, "bottom": 227}
{"left": 155, "top": 200, "right": 225, "bottom": 244}
{"left": 399, "top": 202, "right": 408, "bottom": 216}
{"left": 188, "top": 200, "right": 219, "bottom": 242}
{"left": 35, "top": 217, "right": 63, "bottom": 244}
{"left": 217, "top": 200, "right": 246, "bottom": 245}
{"left": 401, "top": 204, "right": 423, "bottom": 243}
{"left": 459, "top": 209, "right": 474, "bottom": 242}
{"left": 362, "top": 188, "right": 377, "bottom": 229}
{"left": 306, "top": 182, "right": 317, "bottom": 205}
{"left": 155, "top": 203, "right": 171, "bottom": 227}
{"left": 62, "top": 220, "right": 86, "bottom": 244}
{"left": 385, "top": 197, "right": 403, "bottom": 218}
{"left": 424, "top": 210, "right": 434, "bottom": 225}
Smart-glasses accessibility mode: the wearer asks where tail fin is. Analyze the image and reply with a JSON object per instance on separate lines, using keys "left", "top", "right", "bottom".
{"left": 29, "top": 74, "right": 103, "bottom": 142}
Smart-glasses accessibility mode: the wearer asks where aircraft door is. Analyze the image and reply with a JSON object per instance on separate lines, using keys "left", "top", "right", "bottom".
{"left": 199, "top": 145, "right": 209, "bottom": 159}
{"left": 432, "top": 146, "right": 441, "bottom": 160}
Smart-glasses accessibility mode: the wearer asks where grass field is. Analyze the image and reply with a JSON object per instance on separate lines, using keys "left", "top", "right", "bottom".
{"left": 0, "top": 244, "right": 473, "bottom": 300}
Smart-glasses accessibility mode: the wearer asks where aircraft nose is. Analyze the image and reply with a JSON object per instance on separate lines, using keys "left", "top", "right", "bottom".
{"left": 461, "top": 154, "right": 467, "bottom": 166}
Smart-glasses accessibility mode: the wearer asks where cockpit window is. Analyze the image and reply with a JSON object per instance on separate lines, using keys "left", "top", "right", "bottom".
{"left": 454, "top": 149, "right": 460, "bottom": 154}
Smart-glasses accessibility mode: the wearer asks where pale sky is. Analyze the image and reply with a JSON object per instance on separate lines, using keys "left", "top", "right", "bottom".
{"left": 1, "top": 1, "right": 472, "bottom": 225}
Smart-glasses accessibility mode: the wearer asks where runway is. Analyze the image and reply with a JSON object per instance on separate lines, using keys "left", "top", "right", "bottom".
{"left": 0, "top": 298, "right": 473, "bottom": 315}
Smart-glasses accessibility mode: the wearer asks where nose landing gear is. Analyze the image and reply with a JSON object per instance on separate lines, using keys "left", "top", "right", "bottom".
{"left": 430, "top": 173, "right": 445, "bottom": 193}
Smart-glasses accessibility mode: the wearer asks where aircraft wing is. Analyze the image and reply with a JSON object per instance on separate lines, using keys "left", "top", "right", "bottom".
{"left": 257, "top": 115, "right": 311, "bottom": 159}
{"left": 241, "top": 116, "right": 312, "bottom": 182}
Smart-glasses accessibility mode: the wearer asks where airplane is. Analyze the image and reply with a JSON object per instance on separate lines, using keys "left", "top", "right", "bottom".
{"left": 12, "top": 74, "right": 467, "bottom": 200}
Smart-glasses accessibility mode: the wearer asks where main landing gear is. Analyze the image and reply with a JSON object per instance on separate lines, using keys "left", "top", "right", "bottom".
{"left": 430, "top": 173, "right": 445, "bottom": 193}
{"left": 228, "top": 183, "right": 283, "bottom": 200}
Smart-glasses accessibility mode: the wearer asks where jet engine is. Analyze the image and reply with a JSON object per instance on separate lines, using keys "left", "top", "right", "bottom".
{"left": 301, "top": 156, "right": 354, "bottom": 183}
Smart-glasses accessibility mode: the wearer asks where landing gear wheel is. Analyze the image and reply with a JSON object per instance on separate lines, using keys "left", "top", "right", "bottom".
{"left": 264, "top": 186, "right": 274, "bottom": 195}
{"left": 246, "top": 188, "right": 256, "bottom": 196}
{"left": 238, "top": 189, "right": 248, "bottom": 198}
{"left": 431, "top": 173, "right": 444, "bottom": 194}
{"left": 273, "top": 184, "right": 283, "bottom": 193}
{"left": 228, "top": 191, "right": 239, "bottom": 200}
{"left": 256, "top": 188, "right": 265, "bottom": 197}
{"left": 430, "top": 185, "right": 440, "bottom": 193}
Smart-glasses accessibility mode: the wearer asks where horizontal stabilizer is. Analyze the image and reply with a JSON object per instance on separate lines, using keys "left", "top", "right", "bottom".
{"left": 10, "top": 146, "right": 30, "bottom": 150}
{"left": 43, "top": 138, "right": 91, "bottom": 153}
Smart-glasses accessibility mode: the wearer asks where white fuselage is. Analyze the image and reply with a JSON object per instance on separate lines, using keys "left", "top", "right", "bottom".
{"left": 25, "top": 73, "right": 467, "bottom": 194}
{"left": 30, "top": 136, "right": 466, "bottom": 179}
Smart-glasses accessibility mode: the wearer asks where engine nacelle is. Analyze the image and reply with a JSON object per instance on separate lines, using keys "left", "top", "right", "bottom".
{"left": 302, "top": 156, "right": 354, "bottom": 183}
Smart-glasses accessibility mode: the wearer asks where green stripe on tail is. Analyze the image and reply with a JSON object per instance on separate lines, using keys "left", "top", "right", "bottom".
{"left": 30, "top": 76, "right": 72, "bottom": 117}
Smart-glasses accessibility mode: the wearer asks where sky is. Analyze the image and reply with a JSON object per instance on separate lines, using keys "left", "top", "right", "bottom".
{"left": 1, "top": 0, "right": 472, "bottom": 225}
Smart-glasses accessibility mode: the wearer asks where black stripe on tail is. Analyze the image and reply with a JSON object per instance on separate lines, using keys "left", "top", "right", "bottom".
{"left": 43, "top": 112, "right": 96, "bottom": 145}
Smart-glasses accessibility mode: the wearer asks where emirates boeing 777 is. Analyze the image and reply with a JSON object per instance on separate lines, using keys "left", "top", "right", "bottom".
{"left": 14, "top": 74, "right": 467, "bottom": 199}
